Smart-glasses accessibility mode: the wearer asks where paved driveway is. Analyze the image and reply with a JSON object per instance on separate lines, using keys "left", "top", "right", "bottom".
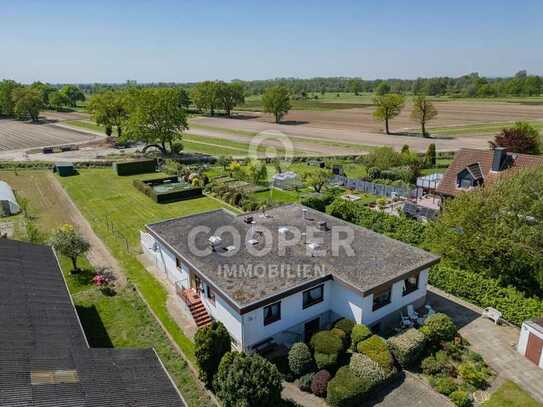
{"left": 428, "top": 287, "right": 543, "bottom": 404}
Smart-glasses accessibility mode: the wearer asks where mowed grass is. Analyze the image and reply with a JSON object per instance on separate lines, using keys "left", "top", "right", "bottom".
{"left": 0, "top": 170, "right": 212, "bottom": 406}
{"left": 428, "top": 120, "right": 543, "bottom": 137}
{"left": 483, "top": 380, "right": 542, "bottom": 407}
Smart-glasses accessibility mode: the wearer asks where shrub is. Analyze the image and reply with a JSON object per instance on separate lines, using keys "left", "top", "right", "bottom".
{"left": 442, "top": 340, "right": 465, "bottom": 362}
{"left": 367, "top": 167, "right": 381, "bottom": 181}
{"left": 334, "top": 318, "right": 355, "bottom": 336}
{"left": 356, "top": 335, "right": 394, "bottom": 376}
{"left": 428, "top": 265, "right": 543, "bottom": 326}
{"left": 458, "top": 361, "right": 490, "bottom": 389}
{"left": 326, "top": 367, "right": 373, "bottom": 407}
{"left": 349, "top": 353, "right": 386, "bottom": 385}
{"left": 430, "top": 376, "right": 458, "bottom": 396}
{"left": 214, "top": 352, "right": 283, "bottom": 407}
{"left": 194, "top": 321, "right": 232, "bottom": 387}
{"left": 113, "top": 159, "right": 156, "bottom": 176}
{"left": 288, "top": 342, "right": 315, "bottom": 377}
{"left": 301, "top": 193, "right": 335, "bottom": 212}
{"left": 296, "top": 372, "right": 315, "bottom": 392}
{"left": 351, "top": 324, "right": 372, "bottom": 349}
{"left": 311, "top": 369, "right": 332, "bottom": 397}
{"left": 314, "top": 352, "right": 338, "bottom": 370}
{"left": 450, "top": 390, "right": 472, "bottom": 407}
{"left": 310, "top": 331, "right": 343, "bottom": 354}
{"left": 387, "top": 328, "right": 426, "bottom": 367}
{"left": 420, "top": 313, "right": 457, "bottom": 343}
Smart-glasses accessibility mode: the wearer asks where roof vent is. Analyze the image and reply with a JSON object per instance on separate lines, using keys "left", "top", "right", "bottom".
{"left": 209, "top": 236, "right": 222, "bottom": 251}
{"left": 318, "top": 221, "right": 328, "bottom": 231}
{"left": 244, "top": 216, "right": 254, "bottom": 224}
{"left": 247, "top": 238, "right": 258, "bottom": 245}
{"left": 278, "top": 226, "right": 289, "bottom": 234}
{"left": 307, "top": 242, "right": 320, "bottom": 257}
{"left": 225, "top": 245, "right": 236, "bottom": 252}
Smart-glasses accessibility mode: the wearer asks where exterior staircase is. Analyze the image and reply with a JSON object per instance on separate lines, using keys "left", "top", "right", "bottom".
{"left": 188, "top": 298, "right": 212, "bottom": 328}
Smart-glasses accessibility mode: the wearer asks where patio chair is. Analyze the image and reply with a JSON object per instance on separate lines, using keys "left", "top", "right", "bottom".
{"left": 407, "top": 304, "right": 419, "bottom": 321}
{"left": 482, "top": 307, "right": 502, "bottom": 324}
{"left": 425, "top": 304, "right": 436, "bottom": 317}
{"left": 400, "top": 314, "right": 414, "bottom": 329}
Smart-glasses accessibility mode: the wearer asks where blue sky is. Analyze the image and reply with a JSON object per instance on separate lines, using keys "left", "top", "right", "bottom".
{"left": 2, "top": 0, "right": 542, "bottom": 83}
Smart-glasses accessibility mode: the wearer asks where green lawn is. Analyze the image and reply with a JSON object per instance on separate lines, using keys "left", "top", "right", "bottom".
{"left": 253, "top": 188, "right": 300, "bottom": 204}
{"left": 483, "top": 381, "right": 542, "bottom": 407}
{"left": 428, "top": 120, "right": 543, "bottom": 137}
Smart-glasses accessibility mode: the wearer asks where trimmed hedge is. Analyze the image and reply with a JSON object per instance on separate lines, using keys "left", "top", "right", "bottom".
{"left": 420, "top": 313, "right": 457, "bottom": 344}
{"left": 133, "top": 176, "right": 203, "bottom": 203}
{"left": 314, "top": 352, "right": 338, "bottom": 370}
{"left": 114, "top": 159, "right": 157, "bottom": 176}
{"left": 387, "top": 328, "right": 426, "bottom": 367}
{"left": 351, "top": 324, "right": 372, "bottom": 349}
{"left": 356, "top": 335, "right": 394, "bottom": 376}
{"left": 349, "top": 353, "right": 386, "bottom": 385}
{"left": 288, "top": 342, "right": 314, "bottom": 377}
{"left": 311, "top": 369, "right": 332, "bottom": 397}
{"left": 334, "top": 318, "right": 355, "bottom": 336}
{"left": 310, "top": 331, "right": 343, "bottom": 354}
{"left": 326, "top": 366, "right": 373, "bottom": 407}
{"left": 429, "top": 265, "right": 543, "bottom": 326}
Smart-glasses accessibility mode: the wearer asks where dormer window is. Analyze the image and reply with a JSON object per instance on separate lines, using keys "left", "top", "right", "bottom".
{"left": 456, "top": 163, "right": 483, "bottom": 189}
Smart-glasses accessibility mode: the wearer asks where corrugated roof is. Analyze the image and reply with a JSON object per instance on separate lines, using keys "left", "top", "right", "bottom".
{"left": 0, "top": 180, "right": 20, "bottom": 210}
{"left": 0, "top": 239, "right": 185, "bottom": 407}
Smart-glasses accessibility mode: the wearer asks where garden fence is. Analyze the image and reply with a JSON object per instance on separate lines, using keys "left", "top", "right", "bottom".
{"left": 330, "top": 175, "right": 414, "bottom": 198}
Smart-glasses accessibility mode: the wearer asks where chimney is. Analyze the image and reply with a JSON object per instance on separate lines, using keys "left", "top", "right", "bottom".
{"left": 491, "top": 147, "right": 507, "bottom": 172}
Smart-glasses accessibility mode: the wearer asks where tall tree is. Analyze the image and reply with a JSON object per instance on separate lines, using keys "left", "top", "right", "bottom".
{"left": 372, "top": 94, "right": 405, "bottom": 134}
{"left": 375, "top": 82, "right": 391, "bottom": 96}
{"left": 424, "top": 143, "right": 437, "bottom": 167}
{"left": 194, "top": 322, "right": 232, "bottom": 388}
{"left": 218, "top": 82, "right": 245, "bottom": 118}
{"left": 304, "top": 168, "right": 331, "bottom": 192}
{"left": 50, "top": 224, "right": 90, "bottom": 272}
{"left": 88, "top": 91, "right": 127, "bottom": 137}
{"left": 411, "top": 95, "right": 438, "bottom": 137}
{"left": 123, "top": 88, "right": 188, "bottom": 154}
{"left": 262, "top": 86, "right": 291, "bottom": 123}
{"left": 191, "top": 81, "right": 220, "bottom": 116}
{"left": 0, "top": 80, "right": 19, "bottom": 117}
{"left": 30, "top": 81, "right": 55, "bottom": 106}
{"left": 349, "top": 79, "right": 363, "bottom": 95}
{"left": 12, "top": 87, "right": 43, "bottom": 122}
{"left": 60, "top": 85, "right": 85, "bottom": 107}
{"left": 49, "top": 90, "right": 71, "bottom": 109}
{"left": 489, "top": 121, "right": 541, "bottom": 154}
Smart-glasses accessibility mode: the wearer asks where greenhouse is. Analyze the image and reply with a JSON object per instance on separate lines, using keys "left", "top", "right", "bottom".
{"left": 0, "top": 181, "right": 21, "bottom": 217}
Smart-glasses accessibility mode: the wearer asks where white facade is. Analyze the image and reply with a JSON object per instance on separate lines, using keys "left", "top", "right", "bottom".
{"left": 517, "top": 321, "right": 543, "bottom": 368}
{"left": 141, "top": 231, "right": 429, "bottom": 351}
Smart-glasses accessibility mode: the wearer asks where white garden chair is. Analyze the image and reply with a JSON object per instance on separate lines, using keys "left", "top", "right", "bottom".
{"left": 482, "top": 307, "right": 502, "bottom": 324}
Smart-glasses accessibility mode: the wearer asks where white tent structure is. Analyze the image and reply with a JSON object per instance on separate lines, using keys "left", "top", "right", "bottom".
{"left": 0, "top": 181, "right": 21, "bottom": 217}
{"left": 272, "top": 171, "right": 301, "bottom": 190}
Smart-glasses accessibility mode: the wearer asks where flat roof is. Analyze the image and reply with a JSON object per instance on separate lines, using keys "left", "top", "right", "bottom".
{"left": 0, "top": 239, "right": 185, "bottom": 407}
{"left": 147, "top": 204, "right": 439, "bottom": 311}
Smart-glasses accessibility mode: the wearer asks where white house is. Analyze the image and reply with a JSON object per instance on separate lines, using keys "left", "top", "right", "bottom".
{"left": 518, "top": 318, "right": 543, "bottom": 368}
{"left": 141, "top": 204, "right": 440, "bottom": 351}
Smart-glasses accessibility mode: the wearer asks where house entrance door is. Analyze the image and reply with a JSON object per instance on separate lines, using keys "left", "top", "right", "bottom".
{"left": 526, "top": 332, "right": 543, "bottom": 365}
{"left": 304, "top": 318, "right": 320, "bottom": 342}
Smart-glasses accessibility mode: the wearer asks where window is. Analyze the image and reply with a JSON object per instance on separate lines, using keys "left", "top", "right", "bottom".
{"left": 372, "top": 288, "right": 391, "bottom": 311}
{"left": 303, "top": 285, "right": 324, "bottom": 309}
{"left": 175, "top": 257, "right": 181, "bottom": 268}
{"left": 403, "top": 274, "right": 419, "bottom": 296}
{"left": 263, "top": 302, "right": 281, "bottom": 325}
{"left": 206, "top": 285, "right": 216, "bottom": 305}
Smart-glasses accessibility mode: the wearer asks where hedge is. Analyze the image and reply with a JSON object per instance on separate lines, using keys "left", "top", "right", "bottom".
{"left": 113, "top": 159, "right": 157, "bottom": 176}
{"left": 351, "top": 324, "right": 372, "bottom": 349}
{"left": 326, "top": 199, "right": 426, "bottom": 246}
{"left": 326, "top": 366, "right": 373, "bottom": 407}
{"left": 133, "top": 177, "right": 203, "bottom": 203}
{"left": 310, "top": 331, "right": 343, "bottom": 354}
{"left": 349, "top": 353, "right": 386, "bottom": 385}
{"left": 288, "top": 342, "right": 314, "bottom": 377}
{"left": 334, "top": 318, "right": 355, "bottom": 336}
{"left": 387, "top": 328, "right": 426, "bottom": 367}
{"left": 356, "top": 335, "right": 394, "bottom": 376}
{"left": 429, "top": 265, "right": 543, "bottom": 326}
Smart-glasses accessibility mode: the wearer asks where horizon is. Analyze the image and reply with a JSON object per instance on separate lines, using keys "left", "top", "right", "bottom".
{"left": 2, "top": 0, "right": 543, "bottom": 83}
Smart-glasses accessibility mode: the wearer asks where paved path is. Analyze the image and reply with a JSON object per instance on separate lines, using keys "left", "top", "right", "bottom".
{"left": 428, "top": 286, "right": 543, "bottom": 403}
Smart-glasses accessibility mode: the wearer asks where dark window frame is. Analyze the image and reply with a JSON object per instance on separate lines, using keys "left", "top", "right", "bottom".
{"left": 302, "top": 285, "right": 324, "bottom": 309}
{"left": 263, "top": 302, "right": 281, "bottom": 326}
{"left": 372, "top": 288, "right": 392, "bottom": 311}
{"left": 402, "top": 273, "right": 419, "bottom": 296}
{"left": 206, "top": 285, "right": 216, "bottom": 305}
{"left": 175, "top": 257, "right": 181, "bottom": 268}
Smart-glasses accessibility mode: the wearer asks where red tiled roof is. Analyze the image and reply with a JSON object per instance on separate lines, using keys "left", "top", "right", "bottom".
{"left": 436, "top": 148, "right": 543, "bottom": 197}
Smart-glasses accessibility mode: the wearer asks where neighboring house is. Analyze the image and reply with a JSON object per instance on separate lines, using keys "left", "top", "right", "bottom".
{"left": 141, "top": 204, "right": 440, "bottom": 352}
{"left": 0, "top": 239, "right": 186, "bottom": 407}
{"left": 0, "top": 180, "right": 21, "bottom": 217}
{"left": 518, "top": 318, "right": 543, "bottom": 368}
{"left": 436, "top": 147, "right": 543, "bottom": 198}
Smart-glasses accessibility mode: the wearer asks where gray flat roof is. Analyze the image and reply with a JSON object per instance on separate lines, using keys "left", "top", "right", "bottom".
{"left": 147, "top": 204, "right": 440, "bottom": 310}
{"left": 0, "top": 239, "right": 185, "bottom": 407}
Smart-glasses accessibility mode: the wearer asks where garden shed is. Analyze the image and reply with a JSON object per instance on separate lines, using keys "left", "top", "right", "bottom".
{"left": 518, "top": 318, "right": 543, "bottom": 368}
{"left": 53, "top": 162, "right": 75, "bottom": 177}
{"left": 272, "top": 171, "right": 300, "bottom": 190}
{"left": 0, "top": 181, "right": 21, "bottom": 217}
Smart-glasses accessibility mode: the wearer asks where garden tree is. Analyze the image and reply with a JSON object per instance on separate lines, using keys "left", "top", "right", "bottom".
{"left": 88, "top": 91, "right": 127, "bottom": 137}
{"left": 60, "top": 85, "right": 85, "bottom": 107}
{"left": 373, "top": 93, "right": 405, "bottom": 134}
{"left": 245, "top": 159, "right": 267, "bottom": 184}
{"left": 49, "top": 224, "right": 90, "bottom": 271}
{"left": 176, "top": 87, "right": 191, "bottom": 109}
{"left": 411, "top": 95, "right": 438, "bottom": 137}
{"left": 217, "top": 82, "right": 245, "bottom": 118}
{"left": 123, "top": 88, "right": 188, "bottom": 154}
{"left": 375, "top": 81, "right": 392, "bottom": 96}
{"left": 304, "top": 168, "right": 331, "bottom": 193}
{"left": 262, "top": 86, "right": 291, "bottom": 123}
{"left": 12, "top": 87, "right": 43, "bottom": 122}
{"left": 426, "top": 167, "right": 543, "bottom": 295}
{"left": 30, "top": 82, "right": 55, "bottom": 106}
{"left": 194, "top": 321, "right": 231, "bottom": 387}
{"left": 349, "top": 79, "right": 363, "bottom": 95}
{"left": 49, "top": 91, "right": 71, "bottom": 108}
{"left": 213, "top": 352, "right": 282, "bottom": 407}
{"left": 191, "top": 81, "right": 220, "bottom": 116}
{"left": 489, "top": 121, "right": 541, "bottom": 154}
{"left": 0, "top": 80, "right": 19, "bottom": 116}
{"left": 424, "top": 143, "right": 437, "bottom": 167}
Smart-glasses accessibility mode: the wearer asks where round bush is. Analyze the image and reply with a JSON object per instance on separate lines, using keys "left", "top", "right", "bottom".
{"left": 450, "top": 390, "right": 472, "bottom": 407}
{"left": 387, "top": 328, "right": 426, "bottom": 367}
{"left": 356, "top": 335, "right": 395, "bottom": 376}
{"left": 310, "top": 331, "right": 343, "bottom": 354}
{"left": 349, "top": 353, "right": 386, "bottom": 386}
{"left": 296, "top": 372, "right": 315, "bottom": 393}
{"left": 334, "top": 318, "right": 355, "bottom": 336}
{"left": 420, "top": 313, "right": 457, "bottom": 343}
{"left": 351, "top": 324, "right": 372, "bottom": 349}
{"left": 326, "top": 367, "right": 373, "bottom": 407}
{"left": 430, "top": 376, "right": 458, "bottom": 396}
{"left": 288, "top": 342, "right": 314, "bottom": 377}
{"left": 314, "top": 351, "right": 338, "bottom": 370}
{"left": 310, "top": 369, "right": 332, "bottom": 397}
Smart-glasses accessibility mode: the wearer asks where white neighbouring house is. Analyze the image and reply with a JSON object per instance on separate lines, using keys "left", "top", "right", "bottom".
{"left": 140, "top": 204, "right": 440, "bottom": 351}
